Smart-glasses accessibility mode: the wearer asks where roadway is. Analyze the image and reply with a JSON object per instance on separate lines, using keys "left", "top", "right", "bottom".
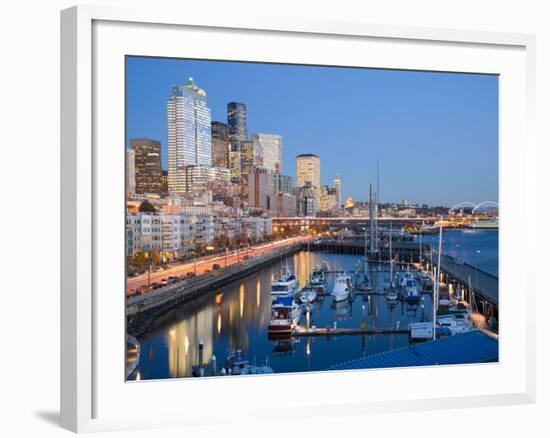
{"left": 127, "top": 235, "right": 310, "bottom": 292}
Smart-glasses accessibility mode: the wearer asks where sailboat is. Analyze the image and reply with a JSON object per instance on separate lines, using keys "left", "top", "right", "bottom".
{"left": 384, "top": 223, "right": 398, "bottom": 301}
{"left": 355, "top": 227, "right": 372, "bottom": 291}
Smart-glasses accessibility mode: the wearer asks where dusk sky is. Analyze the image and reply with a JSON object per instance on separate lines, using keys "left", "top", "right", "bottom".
{"left": 126, "top": 56, "right": 498, "bottom": 207}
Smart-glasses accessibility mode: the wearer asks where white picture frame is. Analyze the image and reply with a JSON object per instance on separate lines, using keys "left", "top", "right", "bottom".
{"left": 61, "top": 4, "right": 536, "bottom": 433}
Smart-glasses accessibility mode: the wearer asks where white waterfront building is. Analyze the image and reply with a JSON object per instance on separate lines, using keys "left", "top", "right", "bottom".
{"left": 126, "top": 212, "right": 214, "bottom": 260}
{"left": 167, "top": 77, "right": 212, "bottom": 194}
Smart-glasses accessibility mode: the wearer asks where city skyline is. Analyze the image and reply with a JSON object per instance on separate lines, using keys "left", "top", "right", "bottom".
{"left": 126, "top": 56, "right": 498, "bottom": 206}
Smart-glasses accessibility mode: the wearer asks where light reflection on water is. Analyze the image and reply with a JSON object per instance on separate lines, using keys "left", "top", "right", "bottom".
{"left": 134, "top": 251, "right": 436, "bottom": 380}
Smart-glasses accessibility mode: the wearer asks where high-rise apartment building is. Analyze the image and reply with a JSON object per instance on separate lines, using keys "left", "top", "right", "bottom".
{"left": 252, "top": 133, "right": 282, "bottom": 174}
{"left": 273, "top": 174, "right": 293, "bottom": 194}
{"left": 167, "top": 78, "right": 212, "bottom": 193}
{"left": 296, "top": 153, "right": 321, "bottom": 212}
{"left": 227, "top": 102, "right": 247, "bottom": 182}
{"left": 130, "top": 138, "right": 163, "bottom": 195}
{"left": 248, "top": 166, "right": 274, "bottom": 211}
{"left": 211, "top": 121, "right": 229, "bottom": 168}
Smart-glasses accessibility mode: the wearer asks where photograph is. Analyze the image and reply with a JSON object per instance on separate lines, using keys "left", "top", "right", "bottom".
{"left": 125, "top": 56, "right": 499, "bottom": 381}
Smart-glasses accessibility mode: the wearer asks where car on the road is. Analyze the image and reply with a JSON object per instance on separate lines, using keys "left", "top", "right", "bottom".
{"left": 186, "top": 272, "right": 195, "bottom": 278}
{"left": 212, "top": 263, "right": 221, "bottom": 270}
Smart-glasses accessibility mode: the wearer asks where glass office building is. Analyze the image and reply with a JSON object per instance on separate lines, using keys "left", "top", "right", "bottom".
{"left": 227, "top": 102, "right": 248, "bottom": 182}
{"left": 167, "top": 77, "right": 212, "bottom": 193}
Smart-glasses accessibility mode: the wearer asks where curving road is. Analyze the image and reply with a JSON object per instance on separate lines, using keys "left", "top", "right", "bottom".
{"left": 127, "top": 236, "right": 311, "bottom": 292}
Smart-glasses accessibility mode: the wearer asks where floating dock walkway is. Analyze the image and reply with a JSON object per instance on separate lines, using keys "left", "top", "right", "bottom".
{"left": 292, "top": 326, "right": 410, "bottom": 337}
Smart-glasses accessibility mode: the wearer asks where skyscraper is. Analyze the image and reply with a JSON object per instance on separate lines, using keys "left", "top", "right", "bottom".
{"left": 296, "top": 153, "right": 321, "bottom": 212}
{"left": 251, "top": 133, "right": 282, "bottom": 174}
{"left": 130, "top": 138, "right": 163, "bottom": 195}
{"left": 211, "top": 121, "right": 229, "bottom": 168}
{"left": 240, "top": 140, "right": 260, "bottom": 207}
{"left": 126, "top": 148, "right": 136, "bottom": 197}
{"left": 167, "top": 77, "right": 212, "bottom": 193}
{"left": 333, "top": 174, "right": 341, "bottom": 207}
{"left": 227, "top": 102, "right": 247, "bottom": 182}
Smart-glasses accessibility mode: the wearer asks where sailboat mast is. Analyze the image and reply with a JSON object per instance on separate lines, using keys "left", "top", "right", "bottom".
{"left": 389, "top": 222, "right": 393, "bottom": 280}
{"left": 419, "top": 230, "right": 422, "bottom": 269}
{"left": 433, "top": 217, "right": 443, "bottom": 340}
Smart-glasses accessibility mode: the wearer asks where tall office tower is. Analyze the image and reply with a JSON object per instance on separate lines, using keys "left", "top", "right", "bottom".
{"left": 130, "top": 138, "right": 163, "bottom": 195}
{"left": 167, "top": 77, "right": 212, "bottom": 193}
{"left": 126, "top": 148, "right": 136, "bottom": 197}
{"left": 211, "top": 121, "right": 229, "bottom": 168}
{"left": 333, "top": 174, "right": 341, "bottom": 207}
{"left": 248, "top": 166, "right": 274, "bottom": 211}
{"left": 227, "top": 102, "right": 247, "bottom": 182}
{"left": 240, "top": 140, "right": 259, "bottom": 207}
{"left": 296, "top": 153, "right": 321, "bottom": 212}
{"left": 251, "top": 133, "right": 282, "bottom": 173}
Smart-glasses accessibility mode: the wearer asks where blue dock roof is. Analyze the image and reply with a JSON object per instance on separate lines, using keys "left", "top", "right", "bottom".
{"left": 329, "top": 330, "right": 498, "bottom": 371}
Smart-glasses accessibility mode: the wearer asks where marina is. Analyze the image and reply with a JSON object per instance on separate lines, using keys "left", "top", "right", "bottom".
{"left": 127, "top": 229, "right": 498, "bottom": 380}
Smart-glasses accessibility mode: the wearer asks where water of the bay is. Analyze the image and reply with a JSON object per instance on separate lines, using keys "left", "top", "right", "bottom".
{"left": 421, "top": 229, "right": 498, "bottom": 276}
{"left": 132, "top": 229, "right": 498, "bottom": 380}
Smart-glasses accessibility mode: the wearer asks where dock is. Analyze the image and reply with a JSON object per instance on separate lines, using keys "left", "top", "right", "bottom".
{"left": 310, "top": 238, "right": 498, "bottom": 319}
{"left": 292, "top": 326, "right": 410, "bottom": 337}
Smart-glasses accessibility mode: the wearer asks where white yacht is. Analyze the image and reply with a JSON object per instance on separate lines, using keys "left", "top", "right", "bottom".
{"left": 436, "top": 316, "right": 473, "bottom": 335}
{"left": 271, "top": 269, "right": 299, "bottom": 297}
{"left": 268, "top": 296, "right": 302, "bottom": 334}
{"left": 331, "top": 272, "right": 351, "bottom": 302}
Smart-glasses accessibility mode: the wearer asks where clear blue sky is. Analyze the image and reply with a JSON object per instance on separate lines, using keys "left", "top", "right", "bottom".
{"left": 126, "top": 56, "right": 498, "bottom": 207}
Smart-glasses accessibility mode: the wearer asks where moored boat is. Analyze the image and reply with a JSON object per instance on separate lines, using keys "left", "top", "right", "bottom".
{"left": 309, "top": 265, "right": 327, "bottom": 291}
{"left": 268, "top": 296, "right": 302, "bottom": 334}
{"left": 271, "top": 268, "right": 299, "bottom": 297}
{"left": 404, "top": 279, "right": 421, "bottom": 304}
{"left": 332, "top": 272, "right": 351, "bottom": 302}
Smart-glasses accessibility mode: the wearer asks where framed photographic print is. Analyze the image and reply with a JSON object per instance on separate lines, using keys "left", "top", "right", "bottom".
{"left": 61, "top": 5, "right": 536, "bottom": 433}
